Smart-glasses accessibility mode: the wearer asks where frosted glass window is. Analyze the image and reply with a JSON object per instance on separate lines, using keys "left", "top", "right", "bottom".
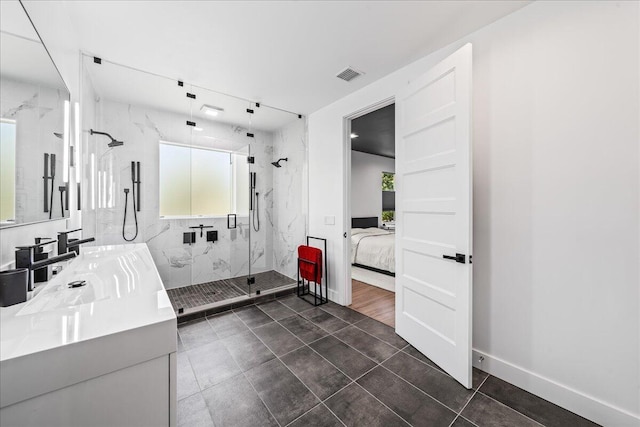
{"left": 232, "top": 152, "right": 249, "bottom": 214}
{"left": 159, "top": 143, "right": 191, "bottom": 216}
{"left": 191, "top": 147, "right": 230, "bottom": 216}
{"left": 0, "top": 119, "right": 16, "bottom": 223}
{"left": 159, "top": 142, "right": 247, "bottom": 217}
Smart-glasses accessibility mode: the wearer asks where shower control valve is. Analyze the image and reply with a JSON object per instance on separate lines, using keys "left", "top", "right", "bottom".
{"left": 189, "top": 224, "right": 214, "bottom": 238}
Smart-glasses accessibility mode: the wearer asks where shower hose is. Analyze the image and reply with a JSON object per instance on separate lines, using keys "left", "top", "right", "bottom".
{"left": 123, "top": 187, "right": 139, "bottom": 241}
{"left": 253, "top": 192, "right": 260, "bottom": 232}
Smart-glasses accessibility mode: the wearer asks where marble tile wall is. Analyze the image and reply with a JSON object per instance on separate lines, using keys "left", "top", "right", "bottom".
{"left": 272, "top": 118, "right": 308, "bottom": 279}
{"left": 82, "top": 96, "right": 305, "bottom": 289}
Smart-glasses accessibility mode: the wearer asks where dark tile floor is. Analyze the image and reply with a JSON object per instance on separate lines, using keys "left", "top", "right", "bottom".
{"left": 177, "top": 295, "right": 600, "bottom": 427}
{"left": 167, "top": 270, "right": 296, "bottom": 311}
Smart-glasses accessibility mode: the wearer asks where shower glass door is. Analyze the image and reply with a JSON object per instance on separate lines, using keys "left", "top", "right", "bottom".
{"left": 82, "top": 52, "right": 308, "bottom": 313}
{"left": 186, "top": 84, "right": 254, "bottom": 299}
{"left": 229, "top": 144, "right": 251, "bottom": 294}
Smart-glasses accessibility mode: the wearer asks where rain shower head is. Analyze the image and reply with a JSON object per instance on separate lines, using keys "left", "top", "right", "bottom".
{"left": 271, "top": 158, "right": 288, "bottom": 168}
{"left": 90, "top": 129, "right": 124, "bottom": 148}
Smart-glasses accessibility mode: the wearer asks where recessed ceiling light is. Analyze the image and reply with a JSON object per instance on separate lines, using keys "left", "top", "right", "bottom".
{"left": 350, "top": 133, "right": 359, "bottom": 138}
{"left": 201, "top": 104, "right": 224, "bottom": 117}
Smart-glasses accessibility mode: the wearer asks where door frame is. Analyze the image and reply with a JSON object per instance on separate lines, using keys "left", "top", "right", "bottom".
{"left": 342, "top": 96, "right": 395, "bottom": 306}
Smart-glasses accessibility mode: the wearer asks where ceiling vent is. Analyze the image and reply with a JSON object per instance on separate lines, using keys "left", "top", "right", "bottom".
{"left": 336, "top": 67, "right": 364, "bottom": 82}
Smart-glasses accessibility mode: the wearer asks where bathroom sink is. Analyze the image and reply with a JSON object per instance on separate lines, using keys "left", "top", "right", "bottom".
{"left": 17, "top": 244, "right": 165, "bottom": 315}
{"left": 0, "top": 243, "right": 176, "bottom": 425}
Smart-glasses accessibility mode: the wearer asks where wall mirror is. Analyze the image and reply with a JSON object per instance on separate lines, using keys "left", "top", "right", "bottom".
{"left": 0, "top": 1, "right": 71, "bottom": 227}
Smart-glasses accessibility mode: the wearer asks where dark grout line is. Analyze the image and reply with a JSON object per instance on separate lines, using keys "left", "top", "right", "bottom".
{"left": 378, "top": 362, "right": 461, "bottom": 415}
{"left": 217, "top": 313, "right": 284, "bottom": 427}
{"left": 473, "top": 389, "right": 546, "bottom": 427}
{"left": 448, "top": 373, "right": 490, "bottom": 427}
{"left": 279, "top": 295, "right": 469, "bottom": 423}
{"left": 183, "top": 292, "right": 593, "bottom": 427}
{"left": 348, "top": 318, "right": 407, "bottom": 350}
{"left": 180, "top": 293, "right": 433, "bottom": 427}
{"left": 243, "top": 295, "right": 412, "bottom": 426}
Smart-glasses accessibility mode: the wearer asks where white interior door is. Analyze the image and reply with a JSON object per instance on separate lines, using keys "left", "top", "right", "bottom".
{"left": 395, "top": 43, "right": 473, "bottom": 388}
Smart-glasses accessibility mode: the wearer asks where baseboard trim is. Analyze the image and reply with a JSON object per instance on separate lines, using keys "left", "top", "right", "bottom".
{"left": 472, "top": 349, "right": 639, "bottom": 427}
{"left": 327, "top": 287, "right": 340, "bottom": 304}
{"left": 351, "top": 266, "right": 395, "bottom": 292}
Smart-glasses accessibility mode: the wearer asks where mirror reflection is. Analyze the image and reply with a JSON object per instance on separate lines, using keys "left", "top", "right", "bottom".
{"left": 0, "top": 1, "right": 71, "bottom": 227}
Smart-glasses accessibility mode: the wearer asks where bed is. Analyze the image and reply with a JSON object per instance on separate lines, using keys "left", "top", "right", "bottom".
{"left": 351, "top": 217, "right": 395, "bottom": 276}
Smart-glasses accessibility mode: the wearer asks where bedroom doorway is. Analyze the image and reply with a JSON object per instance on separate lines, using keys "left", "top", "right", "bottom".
{"left": 346, "top": 101, "right": 396, "bottom": 326}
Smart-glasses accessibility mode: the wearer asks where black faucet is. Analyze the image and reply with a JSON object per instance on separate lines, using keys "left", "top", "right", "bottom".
{"left": 57, "top": 228, "right": 95, "bottom": 255}
{"left": 15, "top": 241, "right": 77, "bottom": 291}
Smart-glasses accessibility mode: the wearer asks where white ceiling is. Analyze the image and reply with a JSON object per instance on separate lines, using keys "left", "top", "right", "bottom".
{"left": 28, "top": 1, "right": 530, "bottom": 115}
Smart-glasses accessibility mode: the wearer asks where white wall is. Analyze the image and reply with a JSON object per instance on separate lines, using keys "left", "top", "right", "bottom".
{"left": 308, "top": 1, "right": 639, "bottom": 426}
{"left": 350, "top": 151, "right": 394, "bottom": 225}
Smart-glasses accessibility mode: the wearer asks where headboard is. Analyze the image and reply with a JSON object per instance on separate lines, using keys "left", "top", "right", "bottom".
{"left": 352, "top": 217, "right": 378, "bottom": 229}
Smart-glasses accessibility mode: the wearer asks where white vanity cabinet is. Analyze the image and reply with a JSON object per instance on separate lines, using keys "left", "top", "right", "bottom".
{"left": 0, "top": 244, "right": 177, "bottom": 427}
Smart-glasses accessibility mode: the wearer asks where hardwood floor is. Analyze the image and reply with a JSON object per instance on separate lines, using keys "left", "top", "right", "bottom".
{"left": 348, "top": 279, "right": 395, "bottom": 327}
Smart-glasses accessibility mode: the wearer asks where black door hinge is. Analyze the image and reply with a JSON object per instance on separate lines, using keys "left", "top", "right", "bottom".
{"left": 247, "top": 156, "right": 254, "bottom": 164}
{"left": 246, "top": 108, "right": 254, "bottom": 114}
{"left": 177, "top": 81, "right": 184, "bottom": 87}
{"left": 247, "top": 277, "right": 255, "bottom": 285}
{"left": 93, "top": 56, "right": 102, "bottom": 64}
{"left": 186, "top": 92, "right": 196, "bottom": 99}
{"left": 186, "top": 120, "right": 196, "bottom": 127}
{"left": 443, "top": 253, "right": 466, "bottom": 264}
{"left": 246, "top": 132, "right": 254, "bottom": 138}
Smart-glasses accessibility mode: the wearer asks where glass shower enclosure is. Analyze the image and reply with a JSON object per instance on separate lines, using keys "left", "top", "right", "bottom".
{"left": 81, "top": 54, "right": 305, "bottom": 316}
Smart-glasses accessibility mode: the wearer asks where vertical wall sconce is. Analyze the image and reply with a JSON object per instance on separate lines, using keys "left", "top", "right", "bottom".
{"left": 74, "top": 102, "right": 81, "bottom": 210}
{"left": 62, "top": 100, "right": 70, "bottom": 211}
{"left": 90, "top": 153, "right": 95, "bottom": 210}
{"left": 62, "top": 100, "right": 70, "bottom": 183}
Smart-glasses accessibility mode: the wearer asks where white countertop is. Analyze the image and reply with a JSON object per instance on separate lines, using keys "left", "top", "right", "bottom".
{"left": 0, "top": 243, "right": 176, "bottom": 407}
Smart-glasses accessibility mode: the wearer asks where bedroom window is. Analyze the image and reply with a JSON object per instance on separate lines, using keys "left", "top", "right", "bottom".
{"left": 382, "top": 171, "right": 395, "bottom": 222}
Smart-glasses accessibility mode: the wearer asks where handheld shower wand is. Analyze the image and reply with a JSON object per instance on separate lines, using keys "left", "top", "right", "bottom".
{"left": 123, "top": 161, "right": 140, "bottom": 241}
{"left": 251, "top": 172, "right": 260, "bottom": 232}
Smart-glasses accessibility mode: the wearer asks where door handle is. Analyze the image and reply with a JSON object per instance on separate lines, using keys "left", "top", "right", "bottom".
{"left": 443, "top": 253, "right": 466, "bottom": 264}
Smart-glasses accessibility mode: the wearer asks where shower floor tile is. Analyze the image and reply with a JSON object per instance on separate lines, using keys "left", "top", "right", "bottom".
{"left": 166, "top": 280, "right": 245, "bottom": 310}
{"left": 166, "top": 270, "right": 296, "bottom": 312}
{"left": 229, "top": 270, "right": 296, "bottom": 293}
